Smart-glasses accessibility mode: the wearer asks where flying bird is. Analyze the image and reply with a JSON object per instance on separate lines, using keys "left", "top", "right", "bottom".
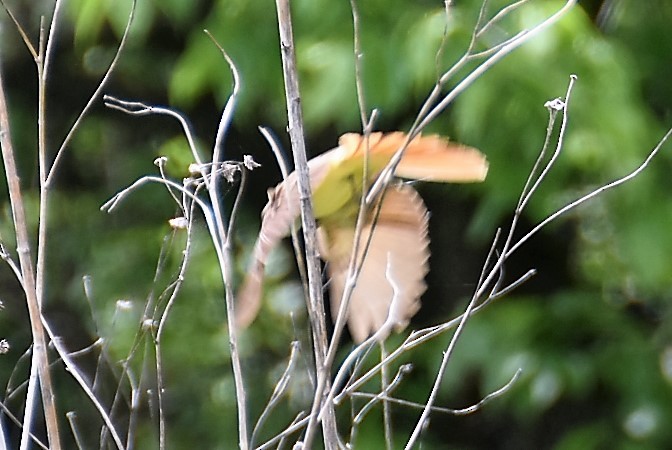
{"left": 236, "top": 132, "right": 488, "bottom": 343}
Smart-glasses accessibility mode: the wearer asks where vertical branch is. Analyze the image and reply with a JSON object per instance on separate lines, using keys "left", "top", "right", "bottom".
{"left": 0, "top": 61, "right": 62, "bottom": 449}
{"left": 1, "top": 0, "right": 135, "bottom": 446}
{"left": 349, "top": 0, "right": 369, "bottom": 128}
{"left": 30, "top": 19, "right": 51, "bottom": 441}
{"left": 203, "top": 37, "right": 250, "bottom": 450}
{"left": 219, "top": 179, "right": 250, "bottom": 450}
{"left": 155, "top": 197, "right": 197, "bottom": 450}
{"left": 274, "top": 0, "right": 338, "bottom": 448}
{"left": 380, "top": 342, "right": 393, "bottom": 450}
{"left": 323, "top": 1, "right": 381, "bottom": 357}
{"left": 204, "top": 31, "right": 240, "bottom": 246}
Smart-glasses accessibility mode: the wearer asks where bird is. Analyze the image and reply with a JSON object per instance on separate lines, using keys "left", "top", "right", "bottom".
{"left": 236, "top": 131, "right": 488, "bottom": 343}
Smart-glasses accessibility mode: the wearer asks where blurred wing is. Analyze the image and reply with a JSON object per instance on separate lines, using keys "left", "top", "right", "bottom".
{"left": 235, "top": 153, "right": 334, "bottom": 328}
{"left": 336, "top": 132, "right": 489, "bottom": 183}
{"left": 235, "top": 180, "right": 300, "bottom": 328}
{"left": 320, "top": 184, "right": 429, "bottom": 343}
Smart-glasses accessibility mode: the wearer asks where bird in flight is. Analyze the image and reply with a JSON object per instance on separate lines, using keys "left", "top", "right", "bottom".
{"left": 236, "top": 132, "right": 488, "bottom": 343}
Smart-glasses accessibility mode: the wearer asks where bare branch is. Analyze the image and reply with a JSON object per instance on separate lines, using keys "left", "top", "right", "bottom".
{"left": 365, "top": 0, "right": 577, "bottom": 206}
{"left": 350, "top": 367, "right": 522, "bottom": 416}
{"left": 251, "top": 342, "right": 302, "bottom": 447}
{"left": 274, "top": 0, "right": 337, "bottom": 447}
{"left": 0, "top": 0, "right": 38, "bottom": 60}
{"left": 155, "top": 197, "right": 198, "bottom": 450}
{"left": 203, "top": 46, "right": 250, "bottom": 450}
{"left": 0, "top": 398, "right": 48, "bottom": 449}
{"left": 0, "top": 49, "right": 63, "bottom": 450}
{"left": 66, "top": 412, "right": 86, "bottom": 450}
{"left": 404, "top": 263, "right": 484, "bottom": 448}
{"left": 42, "top": 0, "right": 64, "bottom": 82}
{"left": 103, "top": 96, "right": 205, "bottom": 171}
{"left": 508, "top": 124, "right": 672, "bottom": 257}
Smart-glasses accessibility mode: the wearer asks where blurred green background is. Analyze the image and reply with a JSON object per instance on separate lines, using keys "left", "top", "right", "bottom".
{"left": 1, "top": 0, "right": 672, "bottom": 448}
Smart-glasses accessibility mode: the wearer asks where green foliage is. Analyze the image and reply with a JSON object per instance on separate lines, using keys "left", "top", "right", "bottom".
{"left": 2, "top": 0, "right": 672, "bottom": 448}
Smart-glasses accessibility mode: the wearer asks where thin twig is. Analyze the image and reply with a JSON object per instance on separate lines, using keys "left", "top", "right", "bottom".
{"left": 46, "top": 0, "right": 136, "bottom": 185}
{"left": 251, "top": 342, "right": 301, "bottom": 447}
{"left": 517, "top": 99, "right": 563, "bottom": 212}
{"left": 415, "top": 1, "right": 576, "bottom": 131}
{"left": 66, "top": 412, "right": 86, "bottom": 450}
{"left": 352, "top": 362, "right": 410, "bottom": 427}
{"left": 155, "top": 197, "right": 198, "bottom": 450}
{"left": 324, "top": 109, "right": 379, "bottom": 353}
{"left": 204, "top": 30, "right": 240, "bottom": 244}
{"left": 476, "top": 0, "right": 532, "bottom": 38}
{"left": 103, "top": 96, "right": 205, "bottom": 172}
{"left": 0, "top": 1, "right": 38, "bottom": 59}
{"left": 42, "top": 0, "right": 63, "bottom": 83}
{"left": 0, "top": 398, "right": 47, "bottom": 449}
{"left": 507, "top": 124, "right": 672, "bottom": 257}
{"left": 275, "top": 412, "right": 308, "bottom": 450}
{"left": 366, "top": 0, "right": 577, "bottom": 206}
{"left": 227, "top": 165, "right": 249, "bottom": 247}
{"left": 258, "top": 126, "right": 310, "bottom": 299}
{"left": 42, "top": 320, "right": 126, "bottom": 450}
{"left": 155, "top": 157, "right": 183, "bottom": 208}
{"left": 349, "top": 0, "right": 369, "bottom": 128}
{"left": 205, "top": 30, "right": 240, "bottom": 167}
{"left": 324, "top": 113, "right": 379, "bottom": 368}
{"left": 102, "top": 175, "right": 210, "bottom": 215}
{"left": 380, "top": 342, "right": 393, "bottom": 450}
{"left": 204, "top": 42, "right": 250, "bottom": 450}
{"left": 404, "top": 265, "right": 485, "bottom": 448}
{"left": 256, "top": 415, "right": 310, "bottom": 450}
{"left": 351, "top": 367, "right": 522, "bottom": 416}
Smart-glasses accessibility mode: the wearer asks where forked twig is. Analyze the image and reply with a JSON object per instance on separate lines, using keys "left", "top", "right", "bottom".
{"left": 0, "top": 52, "right": 62, "bottom": 450}
{"left": 349, "top": 363, "right": 411, "bottom": 446}
{"left": 327, "top": 70, "right": 670, "bottom": 447}
{"left": 350, "top": 367, "right": 522, "bottom": 416}
{"left": 507, "top": 126, "right": 672, "bottom": 258}
{"left": 0, "top": 398, "right": 48, "bottom": 449}
{"left": 366, "top": 0, "right": 577, "bottom": 206}
{"left": 103, "top": 42, "right": 252, "bottom": 447}
{"left": 337, "top": 76, "right": 576, "bottom": 410}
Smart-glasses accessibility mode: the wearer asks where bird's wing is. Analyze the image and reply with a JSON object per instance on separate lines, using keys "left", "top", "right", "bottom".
{"left": 320, "top": 183, "right": 430, "bottom": 343}
{"left": 234, "top": 177, "right": 300, "bottom": 328}
{"left": 234, "top": 152, "right": 334, "bottom": 328}
{"left": 336, "top": 132, "right": 489, "bottom": 182}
